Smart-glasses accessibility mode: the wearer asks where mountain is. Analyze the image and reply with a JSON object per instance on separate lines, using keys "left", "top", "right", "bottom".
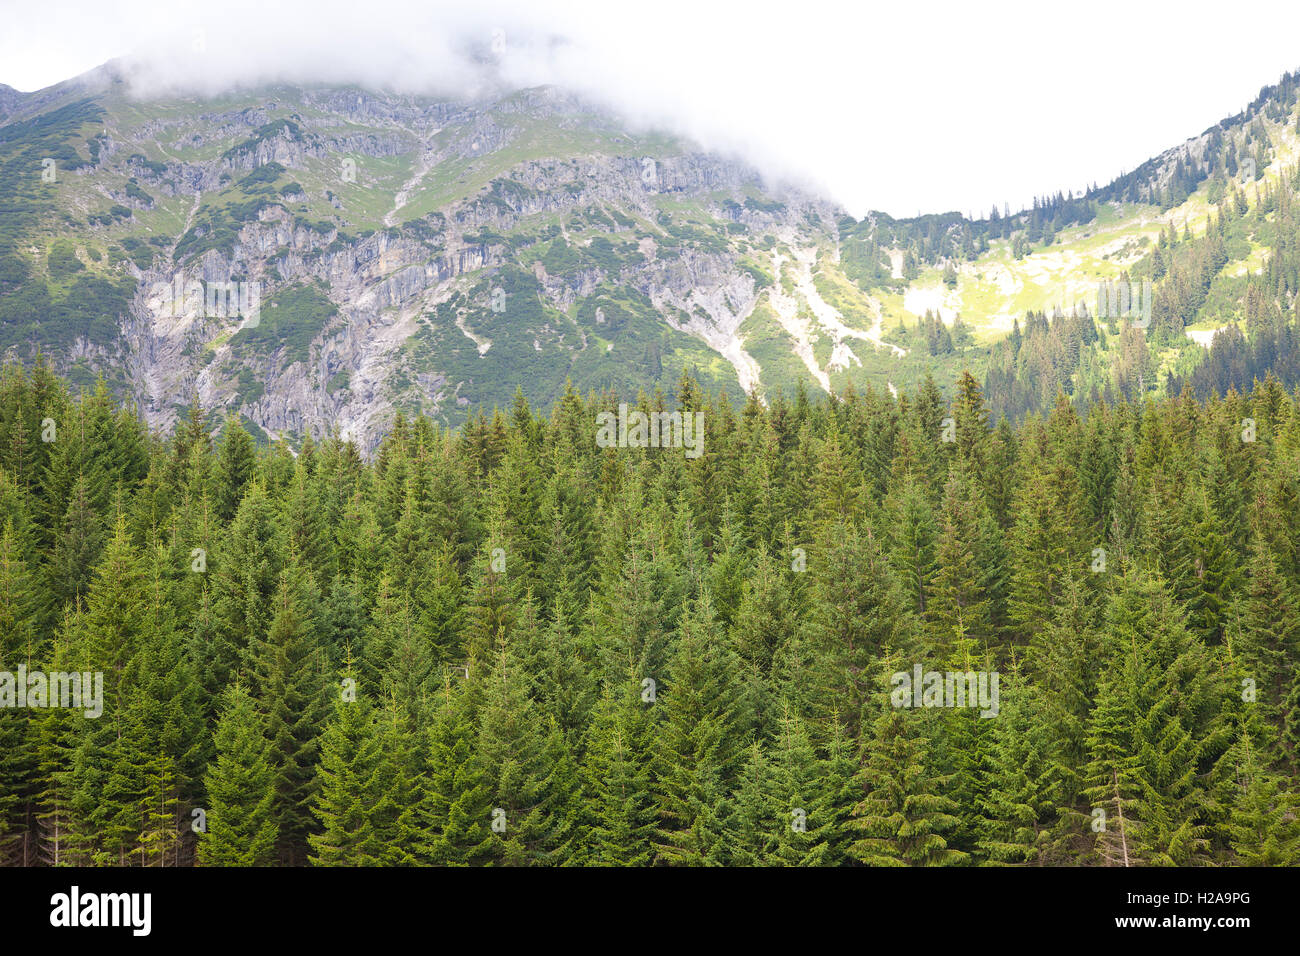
{"left": 2, "top": 62, "right": 1300, "bottom": 451}
{"left": 0, "top": 84, "right": 22, "bottom": 124}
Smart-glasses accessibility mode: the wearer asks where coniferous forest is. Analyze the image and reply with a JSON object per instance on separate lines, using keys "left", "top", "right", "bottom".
{"left": 1, "top": 360, "right": 1298, "bottom": 867}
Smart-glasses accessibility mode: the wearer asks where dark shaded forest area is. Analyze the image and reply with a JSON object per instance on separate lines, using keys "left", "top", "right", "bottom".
{"left": 1, "top": 362, "right": 1297, "bottom": 866}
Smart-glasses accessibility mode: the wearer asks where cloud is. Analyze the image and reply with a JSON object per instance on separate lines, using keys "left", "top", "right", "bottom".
{"left": 5, "top": 0, "right": 1300, "bottom": 217}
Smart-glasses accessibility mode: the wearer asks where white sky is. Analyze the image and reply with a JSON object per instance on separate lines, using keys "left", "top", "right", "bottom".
{"left": 2, "top": 0, "right": 1299, "bottom": 218}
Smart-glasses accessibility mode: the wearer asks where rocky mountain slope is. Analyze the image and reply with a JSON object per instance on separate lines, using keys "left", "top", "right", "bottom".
{"left": 2, "top": 62, "right": 1300, "bottom": 451}
{"left": 0, "top": 64, "right": 849, "bottom": 450}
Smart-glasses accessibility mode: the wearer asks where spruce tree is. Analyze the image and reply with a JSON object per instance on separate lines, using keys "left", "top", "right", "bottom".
{"left": 308, "top": 685, "right": 404, "bottom": 866}
{"left": 199, "top": 683, "right": 278, "bottom": 866}
{"left": 250, "top": 561, "right": 329, "bottom": 864}
{"left": 849, "top": 699, "right": 968, "bottom": 866}
{"left": 580, "top": 681, "right": 656, "bottom": 865}
{"left": 652, "top": 593, "right": 747, "bottom": 866}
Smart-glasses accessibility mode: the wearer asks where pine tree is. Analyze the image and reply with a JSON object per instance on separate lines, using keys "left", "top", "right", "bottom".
{"left": 653, "top": 594, "right": 747, "bottom": 866}
{"left": 1081, "top": 574, "right": 1225, "bottom": 865}
{"left": 799, "top": 519, "right": 909, "bottom": 733}
{"left": 213, "top": 417, "right": 256, "bottom": 523}
{"left": 459, "top": 540, "right": 518, "bottom": 671}
{"left": 730, "top": 547, "right": 797, "bottom": 676}
{"left": 976, "top": 675, "right": 1054, "bottom": 864}
{"left": 883, "top": 471, "right": 937, "bottom": 617}
{"left": 207, "top": 482, "right": 284, "bottom": 698}
{"left": 0, "top": 519, "right": 36, "bottom": 859}
{"left": 765, "top": 704, "right": 837, "bottom": 865}
{"left": 931, "top": 461, "right": 1004, "bottom": 651}
{"left": 308, "top": 684, "right": 405, "bottom": 866}
{"left": 418, "top": 678, "right": 494, "bottom": 866}
{"left": 250, "top": 561, "right": 329, "bottom": 864}
{"left": 1217, "top": 721, "right": 1300, "bottom": 865}
{"left": 366, "top": 575, "right": 433, "bottom": 727}
{"left": 198, "top": 683, "right": 279, "bottom": 866}
{"left": 1236, "top": 530, "right": 1300, "bottom": 756}
{"left": 1006, "top": 463, "right": 1083, "bottom": 642}
{"left": 580, "top": 681, "right": 656, "bottom": 865}
{"left": 1028, "top": 575, "right": 1100, "bottom": 813}
{"left": 476, "top": 632, "right": 566, "bottom": 866}
{"left": 849, "top": 698, "right": 968, "bottom": 866}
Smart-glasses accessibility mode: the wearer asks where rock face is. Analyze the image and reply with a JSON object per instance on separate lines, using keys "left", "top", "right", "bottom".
{"left": 0, "top": 84, "right": 21, "bottom": 124}
{"left": 3, "top": 74, "right": 837, "bottom": 454}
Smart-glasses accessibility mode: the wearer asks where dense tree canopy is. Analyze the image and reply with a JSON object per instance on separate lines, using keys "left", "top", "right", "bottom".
{"left": 0, "top": 360, "right": 1296, "bottom": 866}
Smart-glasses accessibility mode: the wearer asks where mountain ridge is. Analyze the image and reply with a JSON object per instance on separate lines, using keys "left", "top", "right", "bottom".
{"left": 2, "top": 62, "right": 1299, "bottom": 452}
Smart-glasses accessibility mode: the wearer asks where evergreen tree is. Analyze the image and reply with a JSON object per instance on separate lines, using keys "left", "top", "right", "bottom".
{"left": 580, "top": 681, "right": 656, "bottom": 865}
{"left": 653, "top": 594, "right": 748, "bottom": 865}
{"left": 308, "top": 685, "right": 407, "bottom": 866}
{"left": 251, "top": 561, "right": 330, "bottom": 864}
{"left": 849, "top": 698, "right": 968, "bottom": 867}
{"left": 418, "top": 678, "right": 494, "bottom": 866}
{"left": 1217, "top": 721, "right": 1300, "bottom": 865}
{"left": 199, "top": 683, "right": 279, "bottom": 866}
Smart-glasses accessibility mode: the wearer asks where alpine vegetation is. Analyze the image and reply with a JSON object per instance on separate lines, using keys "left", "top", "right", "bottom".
{"left": 0, "top": 361, "right": 1297, "bottom": 869}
